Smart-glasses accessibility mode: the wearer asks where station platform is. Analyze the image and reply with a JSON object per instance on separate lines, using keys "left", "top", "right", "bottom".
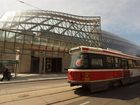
{"left": 0, "top": 73, "right": 67, "bottom": 84}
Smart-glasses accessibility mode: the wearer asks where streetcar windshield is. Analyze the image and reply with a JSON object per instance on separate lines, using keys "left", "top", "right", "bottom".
{"left": 70, "top": 53, "right": 89, "bottom": 69}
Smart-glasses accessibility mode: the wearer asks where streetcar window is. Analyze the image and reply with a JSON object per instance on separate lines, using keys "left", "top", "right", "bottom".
{"left": 91, "top": 58, "right": 103, "bottom": 68}
{"left": 69, "top": 53, "right": 89, "bottom": 69}
{"left": 133, "top": 60, "right": 140, "bottom": 68}
{"left": 136, "top": 60, "right": 140, "bottom": 67}
{"left": 106, "top": 56, "right": 114, "bottom": 63}
{"left": 90, "top": 54, "right": 104, "bottom": 69}
{"left": 105, "top": 56, "right": 115, "bottom": 69}
{"left": 121, "top": 59, "right": 128, "bottom": 69}
{"left": 114, "top": 57, "right": 121, "bottom": 68}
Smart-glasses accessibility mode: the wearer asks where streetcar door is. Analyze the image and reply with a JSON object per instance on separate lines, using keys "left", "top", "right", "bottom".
{"left": 121, "top": 59, "right": 129, "bottom": 77}
{"left": 121, "top": 60, "right": 128, "bottom": 69}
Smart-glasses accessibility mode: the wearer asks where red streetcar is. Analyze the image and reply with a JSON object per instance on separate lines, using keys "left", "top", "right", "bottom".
{"left": 67, "top": 46, "right": 140, "bottom": 92}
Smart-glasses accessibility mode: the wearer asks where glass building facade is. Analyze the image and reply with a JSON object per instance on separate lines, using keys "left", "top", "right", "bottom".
{"left": 0, "top": 10, "right": 140, "bottom": 73}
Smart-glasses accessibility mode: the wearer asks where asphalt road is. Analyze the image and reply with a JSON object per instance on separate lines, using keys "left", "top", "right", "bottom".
{"left": 0, "top": 79, "right": 140, "bottom": 105}
{"left": 0, "top": 79, "right": 68, "bottom": 96}
{"left": 67, "top": 82, "right": 140, "bottom": 105}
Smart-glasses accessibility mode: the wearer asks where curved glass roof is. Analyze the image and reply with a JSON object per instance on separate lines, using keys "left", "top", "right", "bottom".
{"left": 0, "top": 10, "right": 140, "bottom": 56}
{"left": 0, "top": 10, "right": 101, "bottom": 46}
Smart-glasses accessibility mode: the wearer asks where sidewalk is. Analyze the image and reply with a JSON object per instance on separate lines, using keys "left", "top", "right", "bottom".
{"left": 0, "top": 73, "right": 67, "bottom": 84}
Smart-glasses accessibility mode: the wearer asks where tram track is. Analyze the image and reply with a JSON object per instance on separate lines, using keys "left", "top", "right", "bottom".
{"left": 0, "top": 89, "right": 74, "bottom": 104}
{"left": 1, "top": 81, "right": 140, "bottom": 105}
{"left": 46, "top": 88, "right": 91, "bottom": 105}
{"left": 47, "top": 95, "right": 82, "bottom": 105}
{"left": 0, "top": 83, "right": 68, "bottom": 96}
{"left": 0, "top": 85, "right": 81, "bottom": 104}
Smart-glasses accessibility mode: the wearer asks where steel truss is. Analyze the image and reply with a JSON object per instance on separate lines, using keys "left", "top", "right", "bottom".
{"left": 0, "top": 10, "right": 140, "bottom": 56}
{"left": 0, "top": 10, "right": 101, "bottom": 48}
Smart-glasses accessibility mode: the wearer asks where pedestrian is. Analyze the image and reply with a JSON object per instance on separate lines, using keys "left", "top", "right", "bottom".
{"left": 1, "top": 68, "right": 11, "bottom": 81}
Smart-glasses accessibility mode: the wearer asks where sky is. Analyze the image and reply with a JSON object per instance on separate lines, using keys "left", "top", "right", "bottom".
{"left": 0, "top": 0, "right": 140, "bottom": 45}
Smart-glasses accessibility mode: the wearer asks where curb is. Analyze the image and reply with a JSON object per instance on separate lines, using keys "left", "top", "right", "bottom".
{"left": 0, "top": 77, "right": 67, "bottom": 84}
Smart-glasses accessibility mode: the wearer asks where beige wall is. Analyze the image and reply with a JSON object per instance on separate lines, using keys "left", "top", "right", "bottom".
{"left": 20, "top": 54, "right": 31, "bottom": 73}
{"left": 0, "top": 41, "right": 70, "bottom": 73}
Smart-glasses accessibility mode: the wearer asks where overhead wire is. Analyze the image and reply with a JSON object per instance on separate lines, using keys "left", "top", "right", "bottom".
{"left": 16, "top": 0, "right": 42, "bottom": 10}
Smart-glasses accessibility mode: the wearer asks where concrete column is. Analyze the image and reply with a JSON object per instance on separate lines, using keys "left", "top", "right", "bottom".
{"left": 39, "top": 56, "right": 43, "bottom": 74}
{"left": 43, "top": 56, "right": 46, "bottom": 74}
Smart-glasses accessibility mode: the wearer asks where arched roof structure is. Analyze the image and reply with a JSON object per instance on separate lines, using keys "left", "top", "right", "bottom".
{"left": 0, "top": 10, "right": 140, "bottom": 56}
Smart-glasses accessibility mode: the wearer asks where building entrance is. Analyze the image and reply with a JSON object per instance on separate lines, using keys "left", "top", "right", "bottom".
{"left": 31, "top": 56, "right": 39, "bottom": 73}
{"left": 45, "top": 58, "right": 62, "bottom": 73}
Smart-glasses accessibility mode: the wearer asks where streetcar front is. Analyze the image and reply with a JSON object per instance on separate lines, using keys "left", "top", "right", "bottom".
{"left": 68, "top": 46, "right": 91, "bottom": 86}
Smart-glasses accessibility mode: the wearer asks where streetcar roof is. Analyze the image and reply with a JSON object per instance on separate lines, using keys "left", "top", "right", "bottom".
{"left": 69, "top": 46, "right": 140, "bottom": 60}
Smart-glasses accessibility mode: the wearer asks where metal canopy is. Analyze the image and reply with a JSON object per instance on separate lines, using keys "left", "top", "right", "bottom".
{"left": 0, "top": 10, "right": 140, "bottom": 56}
{"left": 0, "top": 10, "right": 102, "bottom": 51}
